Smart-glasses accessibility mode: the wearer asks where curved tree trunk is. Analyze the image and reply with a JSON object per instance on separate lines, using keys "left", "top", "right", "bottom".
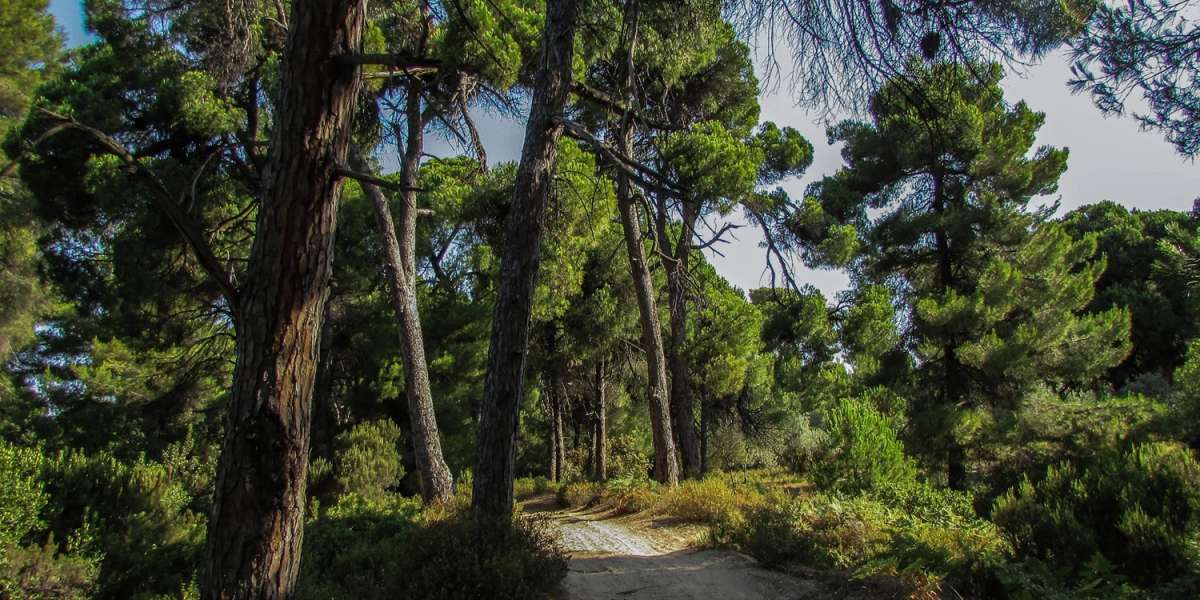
{"left": 612, "top": 1, "right": 678, "bottom": 486}
{"left": 202, "top": 1, "right": 365, "bottom": 597}
{"left": 472, "top": 0, "right": 581, "bottom": 518}
{"left": 350, "top": 110, "right": 454, "bottom": 504}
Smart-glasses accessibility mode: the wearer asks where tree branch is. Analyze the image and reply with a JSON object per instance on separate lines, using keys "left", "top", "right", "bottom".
{"left": 569, "top": 82, "right": 681, "bottom": 131}
{"left": 34, "top": 108, "right": 242, "bottom": 311}
{"left": 334, "top": 167, "right": 425, "bottom": 192}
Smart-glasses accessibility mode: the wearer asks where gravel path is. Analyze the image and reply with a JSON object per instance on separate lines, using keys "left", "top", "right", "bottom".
{"left": 548, "top": 507, "right": 818, "bottom": 600}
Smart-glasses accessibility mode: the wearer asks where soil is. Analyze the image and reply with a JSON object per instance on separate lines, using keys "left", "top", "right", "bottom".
{"left": 525, "top": 497, "right": 822, "bottom": 600}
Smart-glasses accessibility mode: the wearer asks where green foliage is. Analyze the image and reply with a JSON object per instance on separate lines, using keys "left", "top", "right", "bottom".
{"left": 718, "top": 482, "right": 1008, "bottom": 594}
{"left": 331, "top": 419, "right": 405, "bottom": 501}
{"left": 298, "top": 500, "right": 567, "bottom": 600}
{"left": 811, "top": 396, "right": 917, "bottom": 493}
{"left": 0, "top": 439, "right": 47, "bottom": 545}
{"left": 992, "top": 442, "right": 1200, "bottom": 589}
{"left": 1060, "top": 202, "right": 1199, "bottom": 385}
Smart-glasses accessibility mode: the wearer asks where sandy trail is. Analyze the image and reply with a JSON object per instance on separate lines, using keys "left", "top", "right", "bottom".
{"left": 544, "top": 505, "right": 818, "bottom": 600}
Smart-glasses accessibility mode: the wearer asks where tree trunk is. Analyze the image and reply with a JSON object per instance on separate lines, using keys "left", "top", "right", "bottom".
{"left": 699, "top": 395, "right": 710, "bottom": 476}
{"left": 659, "top": 199, "right": 701, "bottom": 478}
{"left": 202, "top": 1, "right": 365, "bottom": 597}
{"left": 592, "top": 359, "right": 607, "bottom": 482}
{"left": 932, "top": 169, "right": 968, "bottom": 491}
{"left": 472, "top": 0, "right": 581, "bottom": 517}
{"left": 348, "top": 76, "right": 454, "bottom": 506}
{"left": 612, "top": 1, "right": 678, "bottom": 486}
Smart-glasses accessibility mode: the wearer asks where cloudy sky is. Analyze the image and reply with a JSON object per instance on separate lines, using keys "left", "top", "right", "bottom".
{"left": 49, "top": 1, "right": 1197, "bottom": 297}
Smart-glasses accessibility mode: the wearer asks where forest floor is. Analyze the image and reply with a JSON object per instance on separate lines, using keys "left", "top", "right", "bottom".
{"left": 523, "top": 496, "right": 821, "bottom": 600}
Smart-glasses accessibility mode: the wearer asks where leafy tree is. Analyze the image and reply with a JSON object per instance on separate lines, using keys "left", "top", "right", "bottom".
{"left": 1060, "top": 201, "right": 1200, "bottom": 386}
{"left": 799, "top": 62, "right": 1129, "bottom": 488}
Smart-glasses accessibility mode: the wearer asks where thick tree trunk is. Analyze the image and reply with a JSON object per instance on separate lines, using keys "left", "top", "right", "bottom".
{"left": 699, "top": 398, "right": 709, "bottom": 476}
{"left": 659, "top": 200, "right": 701, "bottom": 478}
{"left": 593, "top": 359, "right": 607, "bottom": 482}
{"left": 202, "top": 1, "right": 365, "bottom": 598}
{"left": 348, "top": 79, "right": 454, "bottom": 506}
{"left": 472, "top": 0, "right": 581, "bottom": 517}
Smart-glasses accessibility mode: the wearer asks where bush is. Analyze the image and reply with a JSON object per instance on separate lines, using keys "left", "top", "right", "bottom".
{"left": 992, "top": 441, "right": 1200, "bottom": 589}
{"left": 332, "top": 419, "right": 405, "bottom": 500}
{"left": 776, "top": 414, "right": 829, "bottom": 474}
{"left": 717, "top": 482, "right": 1009, "bottom": 596}
{"left": 603, "top": 475, "right": 658, "bottom": 514}
{"left": 513, "top": 476, "right": 552, "bottom": 501}
{"left": 811, "top": 397, "right": 917, "bottom": 493}
{"left": 556, "top": 481, "right": 602, "bottom": 508}
{"left": 41, "top": 449, "right": 205, "bottom": 599}
{"left": 654, "top": 476, "right": 764, "bottom": 524}
{"left": 298, "top": 497, "right": 567, "bottom": 600}
{"left": 390, "top": 513, "right": 567, "bottom": 599}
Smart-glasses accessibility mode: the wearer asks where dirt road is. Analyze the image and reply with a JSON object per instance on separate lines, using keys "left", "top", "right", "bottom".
{"left": 546, "top": 505, "right": 819, "bottom": 600}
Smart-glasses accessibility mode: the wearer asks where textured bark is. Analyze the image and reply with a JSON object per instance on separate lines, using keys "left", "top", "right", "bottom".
{"left": 472, "top": 0, "right": 581, "bottom": 517}
{"left": 612, "top": 4, "right": 678, "bottom": 486}
{"left": 592, "top": 359, "right": 607, "bottom": 482}
{"left": 617, "top": 155, "right": 678, "bottom": 485}
{"left": 201, "top": 1, "right": 365, "bottom": 598}
{"left": 545, "top": 379, "right": 564, "bottom": 482}
{"left": 348, "top": 78, "right": 454, "bottom": 505}
{"left": 658, "top": 200, "right": 701, "bottom": 478}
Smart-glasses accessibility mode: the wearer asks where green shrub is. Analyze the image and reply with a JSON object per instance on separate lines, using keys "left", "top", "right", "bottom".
{"left": 296, "top": 493, "right": 424, "bottom": 600}
{"left": 513, "top": 476, "right": 552, "bottom": 500}
{"left": 811, "top": 397, "right": 917, "bottom": 493}
{"left": 603, "top": 474, "right": 658, "bottom": 514}
{"left": 41, "top": 449, "right": 206, "bottom": 600}
{"left": 776, "top": 414, "right": 829, "bottom": 474}
{"left": 654, "top": 477, "right": 763, "bottom": 524}
{"left": 0, "top": 439, "right": 48, "bottom": 545}
{"left": 389, "top": 514, "right": 567, "bottom": 599}
{"left": 718, "top": 482, "right": 1008, "bottom": 596}
{"left": 992, "top": 441, "right": 1200, "bottom": 589}
{"left": 1, "top": 539, "right": 98, "bottom": 600}
{"left": 298, "top": 497, "right": 567, "bottom": 600}
{"left": 556, "top": 481, "right": 602, "bottom": 508}
{"left": 332, "top": 419, "right": 405, "bottom": 500}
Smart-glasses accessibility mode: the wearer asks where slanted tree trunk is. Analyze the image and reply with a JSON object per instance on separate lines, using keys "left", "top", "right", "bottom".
{"left": 592, "top": 359, "right": 607, "bottom": 482}
{"left": 658, "top": 198, "right": 701, "bottom": 478}
{"left": 612, "top": 1, "right": 678, "bottom": 487}
{"left": 472, "top": 0, "right": 581, "bottom": 517}
{"left": 348, "top": 76, "right": 454, "bottom": 506}
{"left": 202, "top": 1, "right": 365, "bottom": 597}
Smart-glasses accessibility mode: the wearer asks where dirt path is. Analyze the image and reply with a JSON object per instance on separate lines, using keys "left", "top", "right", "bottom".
{"left": 539, "top": 502, "right": 819, "bottom": 600}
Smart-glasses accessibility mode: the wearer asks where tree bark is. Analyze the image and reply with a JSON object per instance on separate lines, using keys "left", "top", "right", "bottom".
{"left": 612, "top": 0, "right": 678, "bottom": 486}
{"left": 472, "top": 0, "right": 581, "bottom": 517}
{"left": 932, "top": 169, "right": 968, "bottom": 491}
{"left": 658, "top": 199, "right": 701, "bottom": 478}
{"left": 348, "top": 76, "right": 454, "bottom": 506}
{"left": 593, "top": 359, "right": 607, "bottom": 482}
{"left": 202, "top": 1, "right": 365, "bottom": 597}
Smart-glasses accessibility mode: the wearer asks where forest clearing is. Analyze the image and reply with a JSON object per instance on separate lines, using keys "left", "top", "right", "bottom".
{"left": 2, "top": 0, "right": 1200, "bottom": 599}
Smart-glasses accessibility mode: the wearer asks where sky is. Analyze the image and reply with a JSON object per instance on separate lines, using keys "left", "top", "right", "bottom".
{"left": 49, "top": 1, "right": 1198, "bottom": 298}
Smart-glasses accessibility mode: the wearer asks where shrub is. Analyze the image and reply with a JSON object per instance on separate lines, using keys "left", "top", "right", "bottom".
{"left": 332, "top": 419, "right": 405, "bottom": 500}
{"left": 603, "top": 475, "right": 657, "bottom": 514}
{"left": 390, "top": 514, "right": 568, "bottom": 599}
{"left": 992, "top": 441, "right": 1200, "bottom": 589}
{"left": 296, "top": 494, "right": 424, "bottom": 600}
{"left": 556, "top": 481, "right": 602, "bottom": 508}
{"left": 811, "top": 397, "right": 917, "bottom": 493}
{"left": 513, "top": 476, "right": 552, "bottom": 501}
{"left": 717, "top": 482, "right": 1009, "bottom": 596}
{"left": 41, "top": 449, "right": 205, "bottom": 599}
{"left": 776, "top": 414, "right": 829, "bottom": 474}
{"left": 298, "top": 495, "right": 567, "bottom": 600}
{"left": 0, "top": 439, "right": 48, "bottom": 545}
{"left": 654, "top": 477, "right": 763, "bottom": 524}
